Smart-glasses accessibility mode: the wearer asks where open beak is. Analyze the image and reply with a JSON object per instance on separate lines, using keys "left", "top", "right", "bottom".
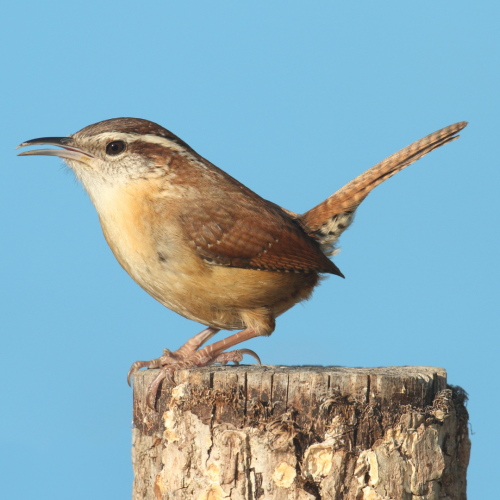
{"left": 16, "top": 137, "right": 94, "bottom": 162}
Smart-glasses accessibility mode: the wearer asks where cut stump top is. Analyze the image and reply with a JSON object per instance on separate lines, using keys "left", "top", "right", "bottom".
{"left": 133, "top": 365, "right": 447, "bottom": 436}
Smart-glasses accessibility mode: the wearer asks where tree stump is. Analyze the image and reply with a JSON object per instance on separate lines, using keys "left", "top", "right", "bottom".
{"left": 132, "top": 366, "right": 470, "bottom": 500}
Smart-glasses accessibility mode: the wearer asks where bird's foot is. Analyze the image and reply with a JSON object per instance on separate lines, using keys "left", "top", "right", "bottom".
{"left": 127, "top": 327, "right": 219, "bottom": 386}
{"left": 127, "top": 327, "right": 261, "bottom": 409}
{"left": 142, "top": 347, "right": 260, "bottom": 409}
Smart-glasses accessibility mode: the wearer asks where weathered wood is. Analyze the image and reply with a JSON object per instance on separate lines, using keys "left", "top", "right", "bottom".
{"left": 132, "top": 366, "right": 469, "bottom": 500}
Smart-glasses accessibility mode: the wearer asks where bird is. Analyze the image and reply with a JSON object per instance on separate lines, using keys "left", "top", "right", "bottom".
{"left": 17, "top": 118, "right": 467, "bottom": 409}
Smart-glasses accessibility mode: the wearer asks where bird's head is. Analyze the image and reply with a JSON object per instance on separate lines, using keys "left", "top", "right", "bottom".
{"left": 17, "top": 118, "right": 196, "bottom": 202}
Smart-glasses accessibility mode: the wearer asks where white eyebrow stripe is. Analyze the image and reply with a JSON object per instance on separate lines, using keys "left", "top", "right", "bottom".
{"left": 87, "top": 132, "right": 188, "bottom": 152}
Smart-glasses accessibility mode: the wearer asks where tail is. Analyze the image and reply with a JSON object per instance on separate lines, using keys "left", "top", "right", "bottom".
{"left": 298, "top": 121, "right": 468, "bottom": 255}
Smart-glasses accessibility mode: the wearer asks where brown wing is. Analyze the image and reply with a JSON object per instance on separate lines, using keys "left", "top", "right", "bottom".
{"left": 177, "top": 178, "right": 343, "bottom": 276}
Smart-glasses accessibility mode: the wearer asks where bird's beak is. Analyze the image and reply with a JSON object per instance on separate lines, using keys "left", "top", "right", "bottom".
{"left": 16, "top": 137, "right": 94, "bottom": 162}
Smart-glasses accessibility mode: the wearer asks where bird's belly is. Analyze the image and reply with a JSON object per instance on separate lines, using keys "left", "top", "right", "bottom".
{"left": 102, "top": 218, "right": 319, "bottom": 329}
{"left": 98, "top": 212, "right": 209, "bottom": 323}
{"left": 139, "top": 262, "right": 320, "bottom": 330}
{"left": 96, "top": 188, "right": 320, "bottom": 329}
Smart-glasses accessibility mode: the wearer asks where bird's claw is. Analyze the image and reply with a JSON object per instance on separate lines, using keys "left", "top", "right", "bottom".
{"left": 213, "top": 348, "right": 261, "bottom": 366}
{"left": 127, "top": 361, "right": 151, "bottom": 387}
{"left": 129, "top": 347, "right": 261, "bottom": 410}
{"left": 127, "top": 349, "right": 178, "bottom": 386}
{"left": 145, "top": 366, "right": 176, "bottom": 410}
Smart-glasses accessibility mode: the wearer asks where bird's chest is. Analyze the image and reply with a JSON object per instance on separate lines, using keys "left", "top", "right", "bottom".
{"left": 93, "top": 183, "right": 212, "bottom": 322}
{"left": 94, "top": 184, "right": 178, "bottom": 290}
{"left": 98, "top": 188, "right": 152, "bottom": 264}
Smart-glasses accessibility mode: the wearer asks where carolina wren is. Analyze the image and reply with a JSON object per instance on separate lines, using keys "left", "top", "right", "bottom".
{"left": 17, "top": 119, "right": 467, "bottom": 408}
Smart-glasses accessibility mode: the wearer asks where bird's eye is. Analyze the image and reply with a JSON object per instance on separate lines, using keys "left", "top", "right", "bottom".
{"left": 106, "top": 141, "right": 126, "bottom": 156}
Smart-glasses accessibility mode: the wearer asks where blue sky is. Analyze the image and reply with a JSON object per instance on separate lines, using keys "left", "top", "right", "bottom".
{"left": 1, "top": 1, "right": 498, "bottom": 497}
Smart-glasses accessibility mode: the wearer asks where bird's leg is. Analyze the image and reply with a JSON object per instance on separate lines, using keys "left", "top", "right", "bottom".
{"left": 127, "top": 327, "right": 220, "bottom": 386}
{"left": 144, "top": 327, "right": 262, "bottom": 409}
{"left": 171, "top": 327, "right": 220, "bottom": 359}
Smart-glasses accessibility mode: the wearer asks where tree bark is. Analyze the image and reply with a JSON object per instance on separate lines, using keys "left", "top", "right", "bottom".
{"left": 132, "top": 366, "right": 470, "bottom": 500}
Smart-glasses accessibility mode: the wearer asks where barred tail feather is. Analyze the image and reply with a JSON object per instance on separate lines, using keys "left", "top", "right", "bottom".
{"left": 299, "top": 121, "right": 467, "bottom": 255}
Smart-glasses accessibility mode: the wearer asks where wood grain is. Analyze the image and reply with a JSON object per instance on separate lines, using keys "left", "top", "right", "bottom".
{"left": 132, "top": 365, "right": 468, "bottom": 499}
